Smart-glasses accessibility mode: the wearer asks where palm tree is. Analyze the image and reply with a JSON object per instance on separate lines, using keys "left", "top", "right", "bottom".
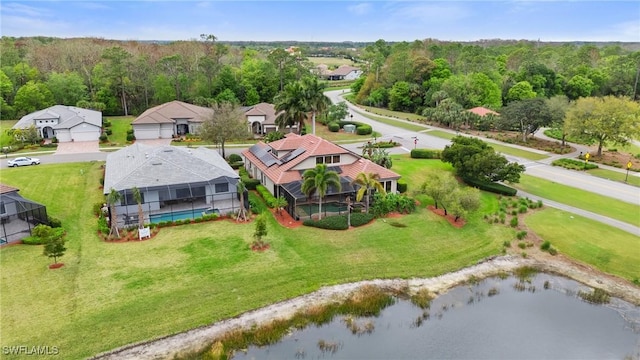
{"left": 107, "top": 188, "right": 121, "bottom": 238}
{"left": 301, "top": 164, "right": 341, "bottom": 220}
{"left": 351, "top": 172, "right": 386, "bottom": 214}
{"left": 236, "top": 180, "right": 248, "bottom": 222}
{"left": 274, "top": 81, "right": 308, "bottom": 134}
{"left": 302, "top": 76, "right": 330, "bottom": 135}
{"left": 132, "top": 187, "right": 144, "bottom": 231}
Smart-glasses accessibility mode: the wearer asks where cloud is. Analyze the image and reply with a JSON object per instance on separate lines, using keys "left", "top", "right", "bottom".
{"left": 76, "top": 2, "right": 111, "bottom": 11}
{"left": 390, "top": 3, "right": 470, "bottom": 23}
{"left": 347, "top": 3, "right": 372, "bottom": 15}
{"left": 1, "top": 2, "right": 50, "bottom": 17}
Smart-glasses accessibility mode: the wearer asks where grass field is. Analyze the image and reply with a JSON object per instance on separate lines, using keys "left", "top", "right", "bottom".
{"left": 307, "top": 56, "right": 355, "bottom": 67}
{"left": 525, "top": 208, "right": 640, "bottom": 282}
{"left": 102, "top": 116, "right": 134, "bottom": 146}
{"left": 587, "top": 167, "right": 640, "bottom": 187}
{"left": 351, "top": 108, "right": 429, "bottom": 132}
{"left": 1, "top": 160, "right": 514, "bottom": 359}
{"left": 513, "top": 174, "right": 640, "bottom": 227}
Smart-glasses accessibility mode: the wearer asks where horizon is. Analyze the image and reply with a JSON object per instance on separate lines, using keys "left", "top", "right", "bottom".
{"left": 1, "top": 1, "right": 639, "bottom": 43}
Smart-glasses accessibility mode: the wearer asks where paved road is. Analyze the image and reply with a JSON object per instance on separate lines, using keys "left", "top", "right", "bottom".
{"left": 325, "top": 90, "right": 640, "bottom": 207}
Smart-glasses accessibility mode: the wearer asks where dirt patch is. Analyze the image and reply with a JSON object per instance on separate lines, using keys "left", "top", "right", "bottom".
{"left": 428, "top": 205, "right": 465, "bottom": 228}
{"left": 91, "top": 253, "right": 640, "bottom": 360}
{"left": 270, "top": 208, "right": 303, "bottom": 229}
{"left": 48, "top": 263, "right": 64, "bottom": 269}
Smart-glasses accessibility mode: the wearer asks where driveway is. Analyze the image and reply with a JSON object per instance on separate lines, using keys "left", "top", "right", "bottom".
{"left": 55, "top": 141, "right": 100, "bottom": 155}
{"left": 134, "top": 139, "right": 172, "bottom": 146}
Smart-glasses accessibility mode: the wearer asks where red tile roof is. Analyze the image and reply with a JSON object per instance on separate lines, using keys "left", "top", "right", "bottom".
{"left": 467, "top": 107, "right": 499, "bottom": 117}
{"left": 242, "top": 134, "right": 400, "bottom": 186}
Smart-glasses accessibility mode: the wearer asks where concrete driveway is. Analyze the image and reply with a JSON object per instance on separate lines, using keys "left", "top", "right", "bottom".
{"left": 55, "top": 141, "right": 100, "bottom": 154}
{"left": 134, "top": 139, "right": 172, "bottom": 146}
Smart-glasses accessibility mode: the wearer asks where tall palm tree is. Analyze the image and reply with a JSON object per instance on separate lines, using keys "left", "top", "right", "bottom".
{"left": 132, "top": 187, "right": 144, "bottom": 230}
{"left": 301, "top": 164, "right": 341, "bottom": 220}
{"left": 351, "top": 172, "right": 386, "bottom": 214}
{"left": 302, "top": 76, "right": 330, "bottom": 135}
{"left": 274, "top": 81, "right": 308, "bottom": 134}
{"left": 236, "top": 180, "right": 248, "bottom": 222}
{"left": 107, "top": 188, "right": 121, "bottom": 238}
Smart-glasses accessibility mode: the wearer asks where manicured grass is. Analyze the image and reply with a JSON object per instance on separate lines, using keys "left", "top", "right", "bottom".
{"left": 351, "top": 108, "right": 429, "bottom": 132}
{"left": 525, "top": 208, "right": 640, "bottom": 282}
{"left": 1, "top": 161, "right": 512, "bottom": 359}
{"left": 313, "top": 120, "right": 376, "bottom": 143}
{"left": 426, "top": 130, "right": 548, "bottom": 161}
{"left": 354, "top": 104, "right": 426, "bottom": 123}
{"left": 307, "top": 56, "right": 355, "bottom": 67}
{"left": 391, "top": 154, "right": 453, "bottom": 191}
{"left": 101, "top": 116, "right": 134, "bottom": 147}
{"left": 0, "top": 119, "right": 18, "bottom": 147}
{"left": 513, "top": 174, "right": 640, "bottom": 226}
{"left": 587, "top": 168, "right": 640, "bottom": 187}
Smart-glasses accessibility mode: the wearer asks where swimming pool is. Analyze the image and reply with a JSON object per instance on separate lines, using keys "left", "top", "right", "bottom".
{"left": 149, "top": 208, "right": 208, "bottom": 224}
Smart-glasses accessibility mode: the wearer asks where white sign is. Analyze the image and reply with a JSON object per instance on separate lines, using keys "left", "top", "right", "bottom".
{"left": 139, "top": 227, "right": 151, "bottom": 240}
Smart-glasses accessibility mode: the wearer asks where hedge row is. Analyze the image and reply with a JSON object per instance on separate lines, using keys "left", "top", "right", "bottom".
{"left": 462, "top": 178, "right": 517, "bottom": 196}
{"left": 552, "top": 158, "right": 598, "bottom": 170}
{"left": 410, "top": 148, "right": 442, "bottom": 159}
{"left": 256, "top": 185, "right": 277, "bottom": 208}
{"left": 337, "top": 120, "right": 373, "bottom": 135}
{"left": 248, "top": 192, "right": 268, "bottom": 214}
{"left": 303, "top": 213, "right": 375, "bottom": 230}
{"left": 239, "top": 167, "right": 260, "bottom": 190}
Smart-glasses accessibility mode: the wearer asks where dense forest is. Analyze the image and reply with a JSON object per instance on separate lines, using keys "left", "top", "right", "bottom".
{"left": 1, "top": 36, "right": 639, "bottom": 121}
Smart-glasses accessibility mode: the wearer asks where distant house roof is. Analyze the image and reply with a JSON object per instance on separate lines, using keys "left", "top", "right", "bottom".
{"left": 467, "top": 107, "right": 499, "bottom": 117}
{"left": 328, "top": 65, "right": 361, "bottom": 76}
{"left": 244, "top": 102, "right": 281, "bottom": 126}
{"left": 13, "top": 105, "right": 102, "bottom": 130}
{"left": 132, "top": 101, "right": 213, "bottom": 125}
{"left": 103, "top": 143, "right": 238, "bottom": 193}
{"left": 242, "top": 134, "right": 399, "bottom": 186}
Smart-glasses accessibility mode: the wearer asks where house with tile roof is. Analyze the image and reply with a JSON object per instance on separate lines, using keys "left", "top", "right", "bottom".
{"left": 13, "top": 105, "right": 102, "bottom": 142}
{"left": 103, "top": 143, "right": 241, "bottom": 227}
{"left": 325, "top": 65, "right": 362, "bottom": 81}
{"left": 0, "top": 184, "right": 49, "bottom": 244}
{"left": 244, "top": 102, "right": 283, "bottom": 136}
{"left": 241, "top": 134, "right": 400, "bottom": 219}
{"left": 132, "top": 101, "right": 213, "bottom": 140}
{"left": 467, "top": 107, "right": 499, "bottom": 117}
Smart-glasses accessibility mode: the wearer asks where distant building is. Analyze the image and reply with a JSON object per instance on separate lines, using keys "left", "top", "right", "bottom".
{"left": 324, "top": 65, "right": 362, "bottom": 81}
{"left": 13, "top": 105, "right": 102, "bottom": 142}
{"left": 132, "top": 101, "right": 213, "bottom": 140}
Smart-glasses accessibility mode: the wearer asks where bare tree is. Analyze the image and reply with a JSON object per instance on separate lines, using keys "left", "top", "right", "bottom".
{"left": 199, "top": 102, "right": 249, "bottom": 159}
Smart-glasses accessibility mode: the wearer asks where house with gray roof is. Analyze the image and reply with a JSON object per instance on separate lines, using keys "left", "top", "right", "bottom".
{"left": 0, "top": 184, "right": 49, "bottom": 244}
{"left": 132, "top": 101, "right": 213, "bottom": 140}
{"left": 103, "top": 143, "right": 241, "bottom": 227}
{"left": 243, "top": 102, "right": 283, "bottom": 136}
{"left": 325, "top": 65, "right": 362, "bottom": 81}
{"left": 12, "top": 105, "right": 102, "bottom": 142}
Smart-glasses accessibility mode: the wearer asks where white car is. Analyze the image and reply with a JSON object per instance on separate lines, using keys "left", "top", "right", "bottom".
{"left": 8, "top": 157, "right": 41, "bottom": 167}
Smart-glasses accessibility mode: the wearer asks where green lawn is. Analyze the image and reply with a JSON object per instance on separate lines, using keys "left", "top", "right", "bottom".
{"left": 0, "top": 119, "right": 18, "bottom": 148}
{"left": 426, "top": 130, "right": 549, "bottom": 161}
{"left": 351, "top": 108, "right": 429, "bottom": 132}
{"left": 1, "top": 161, "right": 513, "bottom": 359}
{"left": 102, "top": 116, "right": 134, "bottom": 147}
{"left": 307, "top": 56, "right": 355, "bottom": 67}
{"left": 513, "top": 174, "right": 640, "bottom": 227}
{"left": 525, "top": 208, "right": 640, "bottom": 282}
{"left": 587, "top": 168, "right": 640, "bottom": 187}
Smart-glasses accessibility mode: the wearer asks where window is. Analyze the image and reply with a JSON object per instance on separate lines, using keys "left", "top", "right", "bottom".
{"left": 385, "top": 181, "right": 392, "bottom": 192}
{"left": 332, "top": 155, "right": 340, "bottom": 164}
{"left": 215, "top": 183, "right": 229, "bottom": 193}
{"left": 316, "top": 157, "right": 324, "bottom": 164}
{"left": 316, "top": 155, "right": 341, "bottom": 164}
{"left": 121, "top": 192, "right": 144, "bottom": 206}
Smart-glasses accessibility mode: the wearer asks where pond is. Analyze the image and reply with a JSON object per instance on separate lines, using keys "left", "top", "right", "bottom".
{"left": 233, "top": 273, "right": 640, "bottom": 359}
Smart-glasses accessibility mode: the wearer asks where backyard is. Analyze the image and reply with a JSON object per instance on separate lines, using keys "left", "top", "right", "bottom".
{"left": 1, "top": 157, "right": 638, "bottom": 359}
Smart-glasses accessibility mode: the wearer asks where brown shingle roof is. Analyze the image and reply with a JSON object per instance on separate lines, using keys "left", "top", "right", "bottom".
{"left": 244, "top": 103, "right": 280, "bottom": 126}
{"left": 0, "top": 184, "right": 19, "bottom": 194}
{"left": 329, "top": 65, "right": 360, "bottom": 76}
{"left": 133, "top": 101, "right": 213, "bottom": 125}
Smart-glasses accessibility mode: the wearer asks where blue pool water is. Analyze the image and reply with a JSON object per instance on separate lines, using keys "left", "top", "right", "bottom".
{"left": 149, "top": 208, "right": 208, "bottom": 224}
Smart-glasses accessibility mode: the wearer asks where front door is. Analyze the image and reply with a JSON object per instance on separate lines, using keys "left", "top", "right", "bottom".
{"left": 42, "top": 126, "right": 55, "bottom": 139}
{"left": 176, "top": 124, "right": 189, "bottom": 136}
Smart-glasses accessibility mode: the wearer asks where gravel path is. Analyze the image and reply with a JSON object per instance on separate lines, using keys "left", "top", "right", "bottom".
{"left": 92, "top": 255, "right": 640, "bottom": 360}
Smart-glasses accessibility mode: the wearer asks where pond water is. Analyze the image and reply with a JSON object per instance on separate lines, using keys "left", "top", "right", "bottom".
{"left": 233, "top": 273, "right": 640, "bottom": 360}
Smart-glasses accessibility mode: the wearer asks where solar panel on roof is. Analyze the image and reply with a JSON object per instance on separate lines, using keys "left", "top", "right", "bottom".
{"left": 280, "top": 148, "right": 306, "bottom": 163}
{"left": 249, "top": 144, "right": 281, "bottom": 167}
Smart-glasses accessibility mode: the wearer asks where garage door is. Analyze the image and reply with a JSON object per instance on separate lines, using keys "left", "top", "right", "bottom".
{"left": 70, "top": 124, "right": 100, "bottom": 141}
{"left": 160, "top": 124, "right": 174, "bottom": 139}
{"left": 134, "top": 125, "right": 160, "bottom": 140}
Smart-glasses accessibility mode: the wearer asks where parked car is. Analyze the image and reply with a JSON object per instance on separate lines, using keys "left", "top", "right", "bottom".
{"left": 8, "top": 157, "right": 40, "bottom": 167}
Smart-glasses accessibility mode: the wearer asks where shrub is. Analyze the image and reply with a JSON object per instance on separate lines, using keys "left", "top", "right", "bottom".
{"left": 462, "top": 177, "right": 517, "bottom": 196}
{"left": 328, "top": 122, "right": 340, "bottom": 132}
{"left": 540, "top": 240, "right": 551, "bottom": 250}
{"left": 228, "top": 153, "right": 242, "bottom": 163}
{"left": 503, "top": 240, "right": 511, "bottom": 247}
{"left": 516, "top": 231, "right": 527, "bottom": 240}
{"left": 397, "top": 179, "right": 408, "bottom": 193}
{"left": 99, "top": 133, "right": 108, "bottom": 142}
{"left": 230, "top": 161, "right": 244, "bottom": 169}
{"left": 103, "top": 120, "right": 112, "bottom": 127}
{"left": 51, "top": 137, "right": 58, "bottom": 143}
{"left": 356, "top": 124, "right": 372, "bottom": 135}
{"left": 303, "top": 215, "right": 348, "bottom": 230}
{"left": 518, "top": 205, "right": 528, "bottom": 214}
{"left": 264, "top": 131, "right": 285, "bottom": 143}
{"left": 349, "top": 213, "right": 375, "bottom": 227}
{"left": 126, "top": 133, "right": 136, "bottom": 142}
{"left": 256, "top": 185, "right": 277, "bottom": 208}
{"left": 552, "top": 158, "right": 598, "bottom": 170}
{"left": 48, "top": 216, "right": 62, "bottom": 228}
{"left": 518, "top": 242, "right": 526, "bottom": 249}
{"left": 105, "top": 128, "right": 113, "bottom": 136}
{"left": 23, "top": 225, "right": 65, "bottom": 245}
{"left": 410, "top": 149, "right": 441, "bottom": 159}
{"left": 126, "top": 128, "right": 134, "bottom": 135}
{"left": 248, "top": 192, "right": 267, "bottom": 214}
{"left": 510, "top": 217, "right": 518, "bottom": 227}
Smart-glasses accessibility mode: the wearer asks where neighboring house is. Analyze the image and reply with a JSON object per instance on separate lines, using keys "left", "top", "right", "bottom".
{"left": 0, "top": 184, "right": 49, "bottom": 244}
{"left": 467, "top": 107, "right": 500, "bottom": 117}
{"left": 244, "top": 102, "right": 283, "bottom": 136}
{"left": 242, "top": 134, "right": 400, "bottom": 219}
{"left": 12, "top": 105, "right": 102, "bottom": 142}
{"left": 132, "top": 101, "right": 213, "bottom": 140}
{"left": 324, "top": 65, "right": 362, "bottom": 81}
{"left": 103, "top": 143, "right": 241, "bottom": 227}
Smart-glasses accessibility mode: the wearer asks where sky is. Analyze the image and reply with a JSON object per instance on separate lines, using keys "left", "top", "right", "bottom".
{"left": 1, "top": 1, "right": 639, "bottom": 43}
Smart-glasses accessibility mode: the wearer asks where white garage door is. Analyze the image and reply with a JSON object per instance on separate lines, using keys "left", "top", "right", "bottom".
{"left": 134, "top": 125, "right": 160, "bottom": 140}
{"left": 70, "top": 124, "right": 100, "bottom": 141}
{"left": 160, "top": 124, "right": 174, "bottom": 139}
{"left": 56, "top": 130, "right": 72, "bottom": 142}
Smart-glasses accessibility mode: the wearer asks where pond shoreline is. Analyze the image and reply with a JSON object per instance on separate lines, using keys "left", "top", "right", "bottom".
{"left": 92, "top": 255, "right": 640, "bottom": 360}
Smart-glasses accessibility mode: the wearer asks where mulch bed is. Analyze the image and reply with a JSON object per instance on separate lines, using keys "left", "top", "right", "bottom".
{"left": 270, "top": 208, "right": 303, "bottom": 229}
{"left": 427, "top": 205, "right": 465, "bottom": 228}
{"left": 49, "top": 263, "right": 64, "bottom": 269}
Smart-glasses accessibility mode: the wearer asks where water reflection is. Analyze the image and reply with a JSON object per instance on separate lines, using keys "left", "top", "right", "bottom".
{"left": 233, "top": 273, "right": 640, "bottom": 360}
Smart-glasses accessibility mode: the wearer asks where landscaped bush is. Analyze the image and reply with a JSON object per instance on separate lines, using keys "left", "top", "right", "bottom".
{"left": 462, "top": 177, "right": 517, "bottom": 196}
{"left": 328, "top": 122, "right": 340, "bottom": 132}
{"left": 22, "top": 224, "right": 65, "bottom": 245}
{"left": 370, "top": 193, "right": 416, "bottom": 217}
{"left": 397, "top": 179, "right": 407, "bottom": 193}
{"left": 410, "top": 149, "right": 441, "bottom": 159}
{"left": 303, "top": 215, "right": 348, "bottom": 230}
{"left": 356, "top": 124, "right": 373, "bottom": 135}
{"left": 230, "top": 161, "right": 244, "bottom": 169}
{"left": 48, "top": 216, "right": 62, "bottom": 228}
{"left": 256, "top": 185, "right": 276, "bottom": 208}
{"left": 242, "top": 177, "right": 260, "bottom": 190}
{"left": 552, "top": 158, "right": 598, "bottom": 170}
{"left": 99, "top": 133, "right": 108, "bottom": 142}
{"left": 103, "top": 120, "right": 112, "bottom": 127}
{"left": 105, "top": 128, "right": 113, "bottom": 136}
{"left": 228, "top": 154, "right": 243, "bottom": 163}
{"left": 372, "top": 141, "right": 399, "bottom": 149}
{"left": 349, "top": 213, "right": 375, "bottom": 227}
{"left": 510, "top": 217, "right": 519, "bottom": 227}
{"left": 126, "top": 133, "right": 136, "bottom": 142}
{"left": 248, "top": 192, "right": 267, "bottom": 214}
